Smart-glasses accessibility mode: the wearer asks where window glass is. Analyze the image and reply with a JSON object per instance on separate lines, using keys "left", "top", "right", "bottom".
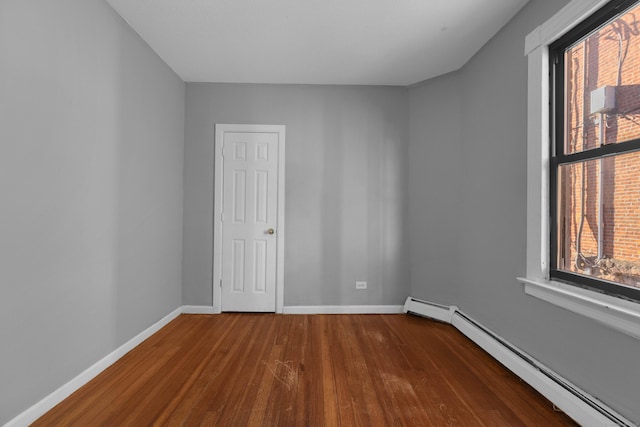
{"left": 556, "top": 151, "right": 640, "bottom": 289}
{"left": 564, "top": 1, "right": 640, "bottom": 154}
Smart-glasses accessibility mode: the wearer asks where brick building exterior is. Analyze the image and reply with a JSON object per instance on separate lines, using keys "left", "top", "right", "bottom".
{"left": 561, "top": 2, "right": 640, "bottom": 287}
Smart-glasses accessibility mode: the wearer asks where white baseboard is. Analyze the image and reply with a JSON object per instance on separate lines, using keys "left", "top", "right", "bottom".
{"left": 181, "top": 305, "right": 216, "bottom": 314}
{"left": 283, "top": 305, "right": 404, "bottom": 314}
{"left": 5, "top": 307, "right": 182, "bottom": 427}
{"left": 404, "top": 296, "right": 634, "bottom": 427}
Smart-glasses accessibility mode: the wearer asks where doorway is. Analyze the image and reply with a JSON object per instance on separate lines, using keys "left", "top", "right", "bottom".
{"left": 213, "top": 124, "right": 285, "bottom": 312}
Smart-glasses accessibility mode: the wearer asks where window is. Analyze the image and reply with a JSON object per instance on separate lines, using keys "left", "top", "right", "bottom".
{"left": 549, "top": 0, "right": 640, "bottom": 302}
{"left": 522, "top": 0, "right": 640, "bottom": 341}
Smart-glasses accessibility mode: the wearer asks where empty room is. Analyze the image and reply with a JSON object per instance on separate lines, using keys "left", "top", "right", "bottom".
{"left": 1, "top": 0, "right": 639, "bottom": 425}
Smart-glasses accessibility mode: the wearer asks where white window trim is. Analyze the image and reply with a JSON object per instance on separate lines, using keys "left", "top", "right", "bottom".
{"left": 520, "top": 0, "right": 640, "bottom": 340}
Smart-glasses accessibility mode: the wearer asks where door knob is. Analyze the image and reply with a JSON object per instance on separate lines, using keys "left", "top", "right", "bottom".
{"left": 267, "top": 228, "right": 275, "bottom": 235}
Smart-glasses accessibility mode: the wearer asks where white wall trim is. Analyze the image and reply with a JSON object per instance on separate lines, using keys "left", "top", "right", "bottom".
{"left": 282, "top": 305, "right": 404, "bottom": 315}
{"left": 524, "top": 0, "right": 609, "bottom": 55}
{"left": 5, "top": 307, "right": 182, "bottom": 427}
{"left": 519, "top": 278, "right": 640, "bottom": 341}
{"left": 181, "top": 305, "right": 216, "bottom": 314}
{"left": 403, "top": 297, "right": 634, "bottom": 427}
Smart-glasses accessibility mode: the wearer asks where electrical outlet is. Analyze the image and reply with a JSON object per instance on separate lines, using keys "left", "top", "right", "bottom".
{"left": 355, "top": 281, "right": 367, "bottom": 290}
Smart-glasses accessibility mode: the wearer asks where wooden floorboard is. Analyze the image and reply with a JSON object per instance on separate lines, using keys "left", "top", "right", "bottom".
{"left": 33, "top": 313, "right": 578, "bottom": 426}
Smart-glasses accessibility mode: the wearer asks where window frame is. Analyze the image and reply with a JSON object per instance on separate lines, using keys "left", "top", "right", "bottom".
{"left": 520, "top": 0, "right": 640, "bottom": 340}
{"left": 548, "top": 0, "right": 640, "bottom": 303}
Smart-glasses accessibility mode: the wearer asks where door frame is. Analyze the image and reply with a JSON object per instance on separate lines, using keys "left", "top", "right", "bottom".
{"left": 213, "top": 124, "right": 285, "bottom": 313}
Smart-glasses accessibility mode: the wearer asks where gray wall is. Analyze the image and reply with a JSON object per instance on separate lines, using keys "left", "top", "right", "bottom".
{"left": 408, "top": 72, "right": 462, "bottom": 306}
{"left": 183, "top": 83, "right": 409, "bottom": 307}
{"left": 409, "top": 0, "right": 640, "bottom": 421}
{"left": 0, "top": 0, "right": 185, "bottom": 423}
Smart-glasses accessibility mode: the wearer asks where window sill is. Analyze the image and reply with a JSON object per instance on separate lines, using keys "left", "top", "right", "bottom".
{"left": 517, "top": 277, "right": 640, "bottom": 341}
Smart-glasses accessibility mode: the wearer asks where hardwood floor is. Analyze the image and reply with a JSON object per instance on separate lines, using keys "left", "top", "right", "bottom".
{"left": 33, "top": 314, "right": 578, "bottom": 426}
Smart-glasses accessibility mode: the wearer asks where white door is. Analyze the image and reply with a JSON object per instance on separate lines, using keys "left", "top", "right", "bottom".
{"left": 214, "top": 125, "right": 285, "bottom": 312}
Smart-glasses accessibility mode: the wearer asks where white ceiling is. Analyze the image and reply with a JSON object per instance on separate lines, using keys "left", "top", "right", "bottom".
{"left": 105, "top": 0, "right": 529, "bottom": 86}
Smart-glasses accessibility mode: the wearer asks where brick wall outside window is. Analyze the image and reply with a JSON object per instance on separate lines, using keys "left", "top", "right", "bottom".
{"left": 561, "top": 2, "right": 640, "bottom": 286}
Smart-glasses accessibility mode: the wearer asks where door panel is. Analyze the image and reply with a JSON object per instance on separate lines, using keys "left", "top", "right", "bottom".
{"left": 221, "top": 130, "right": 279, "bottom": 312}
{"left": 232, "top": 171, "right": 246, "bottom": 223}
{"left": 231, "top": 239, "right": 245, "bottom": 292}
{"left": 253, "top": 240, "right": 267, "bottom": 293}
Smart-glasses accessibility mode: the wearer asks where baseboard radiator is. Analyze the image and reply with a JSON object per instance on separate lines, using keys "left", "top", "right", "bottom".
{"left": 403, "top": 297, "right": 458, "bottom": 323}
{"left": 403, "top": 297, "right": 635, "bottom": 427}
